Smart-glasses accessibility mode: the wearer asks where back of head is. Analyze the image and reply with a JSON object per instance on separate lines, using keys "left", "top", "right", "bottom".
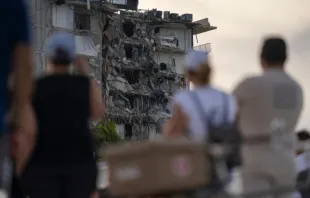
{"left": 260, "top": 36, "right": 287, "bottom": 67}
{"left": 46, "top": 32, "right": 75, "bottom": 66}
{"left": 184, "top": 50, "right": 211, "bottom": 85}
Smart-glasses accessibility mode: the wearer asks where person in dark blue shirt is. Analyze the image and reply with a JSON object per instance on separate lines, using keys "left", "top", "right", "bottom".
{"left": 0, "top": 0, "right": 33, "bottom": 197}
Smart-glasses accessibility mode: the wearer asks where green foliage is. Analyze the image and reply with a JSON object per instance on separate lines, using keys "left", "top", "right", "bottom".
{"left": 91, "top": 120, "right": 122, "bottom": 161}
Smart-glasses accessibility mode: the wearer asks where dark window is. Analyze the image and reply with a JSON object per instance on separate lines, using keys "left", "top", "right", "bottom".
{"left": 75, "top": 12, "right": 90, "bottom": 31}
{"left": 124, "top": 124, "right": 132, "bottom": 139}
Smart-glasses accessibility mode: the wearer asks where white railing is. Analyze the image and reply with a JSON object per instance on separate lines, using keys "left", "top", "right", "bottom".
{"left": 193, "top": 43, "right": 212, "bottom": 53}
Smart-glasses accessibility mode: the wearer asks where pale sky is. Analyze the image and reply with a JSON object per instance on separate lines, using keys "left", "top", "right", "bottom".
{"left": 139, "top": 0, "right": 310, "bottom": 130}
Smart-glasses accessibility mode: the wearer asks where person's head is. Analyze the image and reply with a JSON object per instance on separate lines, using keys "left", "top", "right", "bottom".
{"left": 184, "top": 50, "right": 211, "bottom": 87}
{"left": 46, "top": 32, "right": 75, "bottom": 70}
{"left": 296, "top": 129, "right": 310, "bottom": 155}
{"left": 260, "top": 36, "right": 287, "bottom": 69}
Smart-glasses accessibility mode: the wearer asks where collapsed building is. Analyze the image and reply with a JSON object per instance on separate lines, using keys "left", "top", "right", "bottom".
{"left": 103, "top": 8, "right": 216, "bottom": 140}
{"left": 30, "top": 0, "right": 216, "bottom": 140}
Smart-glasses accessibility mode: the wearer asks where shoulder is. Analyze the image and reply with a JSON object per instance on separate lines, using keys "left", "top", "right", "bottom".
{"left": 173, "top": 90, "right": 190, "bottom": 101}
{"left": 8, "top": 0, "right": 29, "bottom": 25}
{"left": 233, "top": 75, "right": 262, "bottom": 96}
{"left": 210, "top": 87, "right": 237, "bottom": 105}
{"left": 35, "top": 76, "right": 48, "bottom": 85}
{"left": 287, "top": 75, "right": 303, "bottom": 92}
{"left": 172, "top": 91, "right": 193, "bottom": 114}
{"left": 72, "top": 75, "right": 90, "bottom": 82}
{"left": 235, "top": 75, "right": 262, "bottom": 87}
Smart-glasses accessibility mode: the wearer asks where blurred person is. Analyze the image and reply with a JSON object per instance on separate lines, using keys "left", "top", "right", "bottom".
{"left": 295, "top": 130, "right": 310, "bottom": 198}
{"left": 162, "top": 50, "right": 237, "bottom": 140}
{"left": 6, "top": 73, "right": 31, "bottom": 198}
{"left": 20, "top": 32, "right": 104, "bottom": 198}
{"left": 233, "top": 36, "right": 303, "bottom": 197}
{"left": 162, "top": 50, "right": 239, "bottom": 186}
{"left": 0, "top": 1, "right": 33, "bottom": 197}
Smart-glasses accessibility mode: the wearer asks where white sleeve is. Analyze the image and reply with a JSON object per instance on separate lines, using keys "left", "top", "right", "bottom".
{"left": 172, "top": 91, "right": 192, "bottom": 118}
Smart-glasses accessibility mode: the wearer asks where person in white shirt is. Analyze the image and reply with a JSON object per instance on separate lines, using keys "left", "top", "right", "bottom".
{"left": 162, "top": 50, "right": 237, "bottom": 141}
{"left": 233, "top": 37, "right": 303, "bottom": 198}
{"left": 162, "top": 51, "right": 239, "bottom": 191}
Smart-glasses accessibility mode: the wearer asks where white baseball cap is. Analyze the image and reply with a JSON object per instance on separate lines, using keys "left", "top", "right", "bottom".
{"left": 184, "top": 50, "right": 208, "bottom": 71}
{"left": 46, "top": 32, "right": 75, "bottom": 60}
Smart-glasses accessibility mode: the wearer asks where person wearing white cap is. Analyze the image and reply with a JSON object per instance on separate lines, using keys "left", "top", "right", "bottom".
{"left": 162, "top": 51, "right": 239, "bottom": 187}
{"left": 163, "top": 50, "right": 237, "bottom": 141}
{"left": 19, "top": 32, "right": 104, "bottom": 198}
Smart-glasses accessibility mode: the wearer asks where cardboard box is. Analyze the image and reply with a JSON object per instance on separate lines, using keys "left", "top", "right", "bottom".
{"left": 105, "top": 140, "right": 210, "bottom": 196}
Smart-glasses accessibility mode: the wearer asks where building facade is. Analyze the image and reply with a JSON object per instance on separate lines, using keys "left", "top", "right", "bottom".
{"left": 102, "top": 9, "right": 216, "bottom": 140}
{"left": 30, "top": 0, "right": 107, "bottom": 82}
{"left": 30, "top": 0, "right": 216, "bottom": 140}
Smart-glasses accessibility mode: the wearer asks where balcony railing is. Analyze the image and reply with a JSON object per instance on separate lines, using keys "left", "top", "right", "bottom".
{"left": 193, "top": 43, "right": 212, "bottom": 53}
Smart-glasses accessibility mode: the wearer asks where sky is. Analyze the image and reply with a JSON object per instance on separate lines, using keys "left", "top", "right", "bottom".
{"left": 139, "top": 0, "right": 310, "bottom": 130}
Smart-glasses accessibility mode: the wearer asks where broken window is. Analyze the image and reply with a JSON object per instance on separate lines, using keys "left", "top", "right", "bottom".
{"left": 122, "top": 20, "right": 135, "bottom": 38}
{"left": 124, "top": 70, "right": 139, "bottom": 84}
{"left": 159, "top": 63, "right": 167, "bottom": 70}
{"left": 154, "top": 27, "right": 160, "bottom": 34}
{"left": 124, "top": 44, "right": 133, "bottom": 59}
{"left": 75, "top": 12, "right": 90, "bottom": 31}
{"left": 124, "top": 124, "right": 133, "bottom": 139}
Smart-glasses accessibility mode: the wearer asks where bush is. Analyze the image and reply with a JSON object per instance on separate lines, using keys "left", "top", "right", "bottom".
{"left": 91, "top": 121, "right": 122, "bottom": 161}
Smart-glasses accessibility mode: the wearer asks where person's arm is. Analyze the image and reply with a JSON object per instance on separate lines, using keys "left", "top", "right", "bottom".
{"left": 232, "top": 78, "right": 252, "bottom": 108}
{"left": 232, "top": 78, "right": 254, "bottom": 121}
{"left": 162, "top": 104, "right": 188, "bottom": 138}
{"left": 11, "top": 0, "right": 33, "bottom": 124}
{"left": 74, "top": 56, "right": 104, "bottom": 120}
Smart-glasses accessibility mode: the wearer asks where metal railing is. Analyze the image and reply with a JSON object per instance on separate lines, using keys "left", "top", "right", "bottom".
{"left": 193, "top": 43, "right": 212, "bottom": 53}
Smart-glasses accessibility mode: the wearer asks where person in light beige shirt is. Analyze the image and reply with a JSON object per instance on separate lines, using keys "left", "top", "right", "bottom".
{"left": 233, "top": 36, "right": 303, "bottom": 198}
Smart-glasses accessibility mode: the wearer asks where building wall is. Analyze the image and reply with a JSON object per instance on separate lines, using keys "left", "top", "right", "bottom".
{"left": 159, "top": 28, "right": 192, "bottom": 51}
{"left": 51, "top": 5, "right": 101, "bottom": 57}
{"left": 30, "top": 0, "right": 52, "bottom": 75}
{"left": 31, "top": 2, "right": 102, "bottom": 80}
{"left": 52, "top": 5, "right": 74, "bottom": 31}
{"left": 154, "top": 52, "right": 185, "bottom": 74}
{"left": 154, "top": 27, "right": 192, "bottom": 75}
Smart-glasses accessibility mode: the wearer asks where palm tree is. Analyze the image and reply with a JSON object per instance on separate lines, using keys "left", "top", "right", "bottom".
{"left": 91, "top": 120, "right": 122, "bottom": 161}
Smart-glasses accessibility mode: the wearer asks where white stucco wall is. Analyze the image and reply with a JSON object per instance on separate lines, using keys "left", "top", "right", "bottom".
{"left": 154, "top": 27, "right": 192, "bottom": 75}
{"left": 52, "top": 4, "right": 74, "bottom": 31}
{"left": 154, "top": 52, "right": 185, "bottom": 74}
{"left": 159, "top": 28, "right": 192, "bottom": 51}
{"left": 31, "top": 0, "right": 51, "bottom": 75}
{"left": 51, "top": 4, "right": 100, "bottom": 57}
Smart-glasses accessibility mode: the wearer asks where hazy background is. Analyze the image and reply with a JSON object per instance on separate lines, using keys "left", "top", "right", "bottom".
{"left": 139, "top": 0, "right": 310, "bottom": 130}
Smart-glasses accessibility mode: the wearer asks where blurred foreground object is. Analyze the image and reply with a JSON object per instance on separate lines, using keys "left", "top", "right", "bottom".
{"left": 105, "top": 139, "right": 209, "bottom": 196}
{"left": 10, "top": 105, "right": 36, "bottom": 176}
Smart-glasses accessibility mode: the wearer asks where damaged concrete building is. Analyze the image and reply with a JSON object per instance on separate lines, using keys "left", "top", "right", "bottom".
{"left": 30, "top": 0, "right": 216, "bottom": 140}
{"left": 102, "top": 8, "right": 216, "bottom": 140}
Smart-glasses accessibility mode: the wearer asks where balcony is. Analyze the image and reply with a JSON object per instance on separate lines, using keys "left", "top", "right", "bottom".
{"left": 64, "top": 0, "right": 138, "bottom": 11}
{"left": 193, "top": 43, "right": 212, "bottom": 53}
{"left": 65, "top": 0, "right": 119, "bottom": 12}
{"left": 192, "top": 18, "right": 217, "bottom": 35}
